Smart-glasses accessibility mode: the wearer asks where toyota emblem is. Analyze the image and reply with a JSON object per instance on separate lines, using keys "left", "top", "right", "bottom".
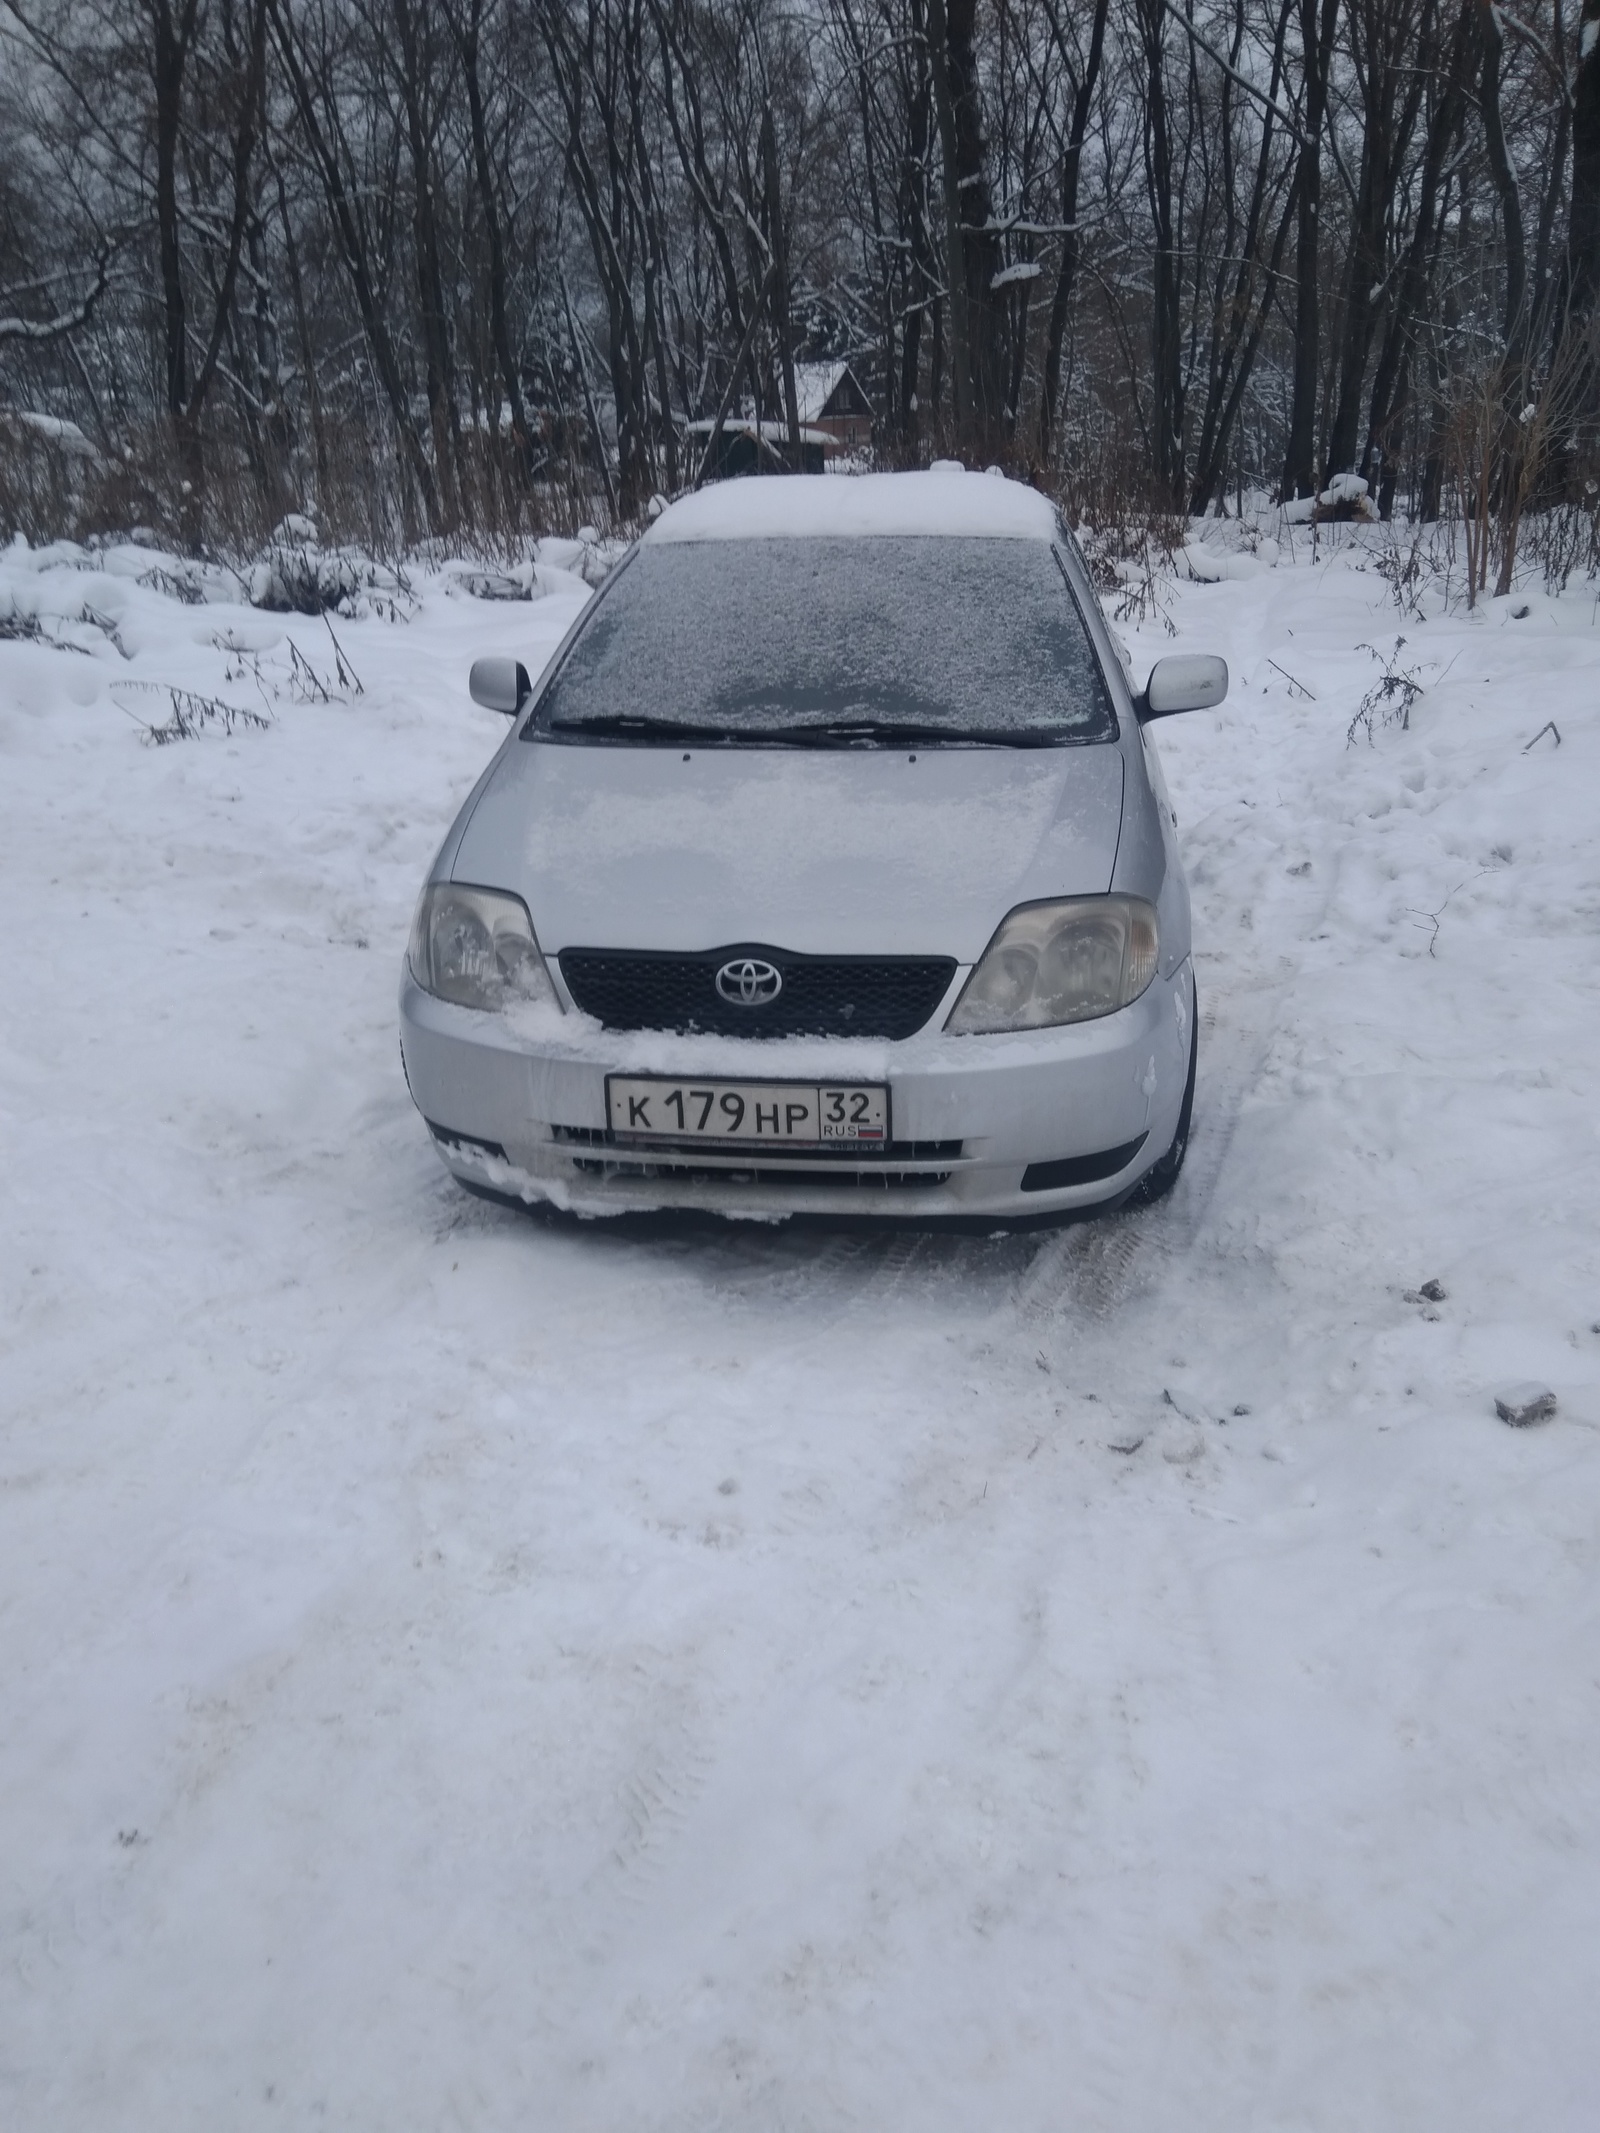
{"left": 715, "top": 957, "right": 783, "bottom": 1006}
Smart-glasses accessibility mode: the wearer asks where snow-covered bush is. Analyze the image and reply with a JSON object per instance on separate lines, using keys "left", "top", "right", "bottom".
{"left": 537, "top": 528, "right": 625, "bottom": 587}
{"left": 248, "top": 516, "right": 364, "bottom": 614}
{"left": 0, "top": 577, "right": 40, "bottom": 640}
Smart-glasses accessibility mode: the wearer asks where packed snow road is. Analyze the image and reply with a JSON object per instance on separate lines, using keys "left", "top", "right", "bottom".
{"left": 3, "top": 525, "right": 1599, "bottom": 2130}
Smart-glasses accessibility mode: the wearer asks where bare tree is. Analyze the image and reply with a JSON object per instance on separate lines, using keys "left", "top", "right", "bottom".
{"left": 3, "top": 0, "right": 1599, "bottom": 552}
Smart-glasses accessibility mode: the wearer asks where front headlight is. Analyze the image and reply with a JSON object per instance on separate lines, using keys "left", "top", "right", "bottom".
{"left": 407, "top": 882, "right": 561, "bottom": 1012}
{"left": 946, "top": 896, "right": 1158, "bottom": 1033}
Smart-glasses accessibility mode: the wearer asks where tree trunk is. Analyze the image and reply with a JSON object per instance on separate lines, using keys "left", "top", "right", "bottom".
{"left": 449, "top": 0, "right": 532, "bottom": 478}
{"left": 273, "top": 153, "right": 328, "bottom": 496}
{"left": 760, "top": 101, "right": 803, "bottom": 467}
{"left": 1187, "top": 0, "right": 1298, "bottom": 515}
{"left": 1038, "top": 0, "right": 1109, "bottom": 463}
{"left": 1282, "top": 0, "right": 1339, "bottom": 499}
{"left": 1568, "top": 0, "right": 1600, "bottom": 331}
{"left": 391, "top": 0, "right": 460, "bottom": 527}
{"left": 1324, "top": 0, "right": 1426, "bottom": 483}
{"left": 1189, "top": 178, "right": 1299, "bottom": 516}
{"left": 270, "top": 0, "right": 443, "bottom": 532}
{"left": 901, "top": 0, "right": 935, "bottom": 449}
{"left": 1476, "top": 0, "right": 1527, "bottom": 367}
{"left": 152, "top": 0, "right": 192, "bottom": 429}
{"left": 248, "top": 213, "right": 291, "bottom": 502}
{"left": 927, "top": 0, "right": 1004, "bottom": 454}
{"left": 1361, "top": 0, "right": 1473, "bottom": 510}
{"left": 1135, "top": 0, "right": 1184, "bottom": 505}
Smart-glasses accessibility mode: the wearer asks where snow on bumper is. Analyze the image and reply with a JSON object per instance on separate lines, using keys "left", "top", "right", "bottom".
{"left": 398, "top": 960, "right": 1193, "bottom": 1221}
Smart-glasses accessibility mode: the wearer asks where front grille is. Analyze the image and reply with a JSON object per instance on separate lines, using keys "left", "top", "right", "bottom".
{"left": 558, "top": 944, "right": 957, "bottom": 1040}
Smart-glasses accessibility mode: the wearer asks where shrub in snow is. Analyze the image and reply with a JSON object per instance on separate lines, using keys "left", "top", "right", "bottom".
{"left": 113, "top": 681, "right": 271, "bottom": 744}
{"left": 1348, "top": 637, "right": 1428, "bottom": 745}
{"left": 136, "top": 561, "right": 208, "bottom": 605}
{"left": 453, "top": 566, "right": 533, "bottom": 602}
{"left": 249, "top": 517, "right": 363, "bottom": 614}
{"left": 536, "top": 532, "right": 622, "bottom": 588}
{"left": 1315, "top": 472, "right": 1380, "bottom": 523}
{"left": 0, "top": 580, "right": 41, "bottom": 640}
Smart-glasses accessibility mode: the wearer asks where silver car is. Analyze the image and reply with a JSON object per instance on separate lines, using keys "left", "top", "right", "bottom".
{"left": 399, "top": 470, "right": 1226, "bottom": 1222}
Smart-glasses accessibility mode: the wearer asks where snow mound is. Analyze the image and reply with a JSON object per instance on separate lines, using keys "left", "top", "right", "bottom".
{"left": 1182, "top": 536, "right": 1280, "bottom": 582}
{"left": 536, "top": 533, "right": 625, "bottom": 587}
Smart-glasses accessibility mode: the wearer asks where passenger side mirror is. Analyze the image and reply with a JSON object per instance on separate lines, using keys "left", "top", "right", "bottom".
{"left": 469, "top": 656, "right": 532, "bottom": 715}
{"left": 1140, "top": 654, "right": 1228, "bottom": 722}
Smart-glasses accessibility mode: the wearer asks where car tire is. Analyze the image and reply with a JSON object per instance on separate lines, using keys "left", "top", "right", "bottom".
{"left": 1128, "top": 974, "right": 1197, "bottom": 1206}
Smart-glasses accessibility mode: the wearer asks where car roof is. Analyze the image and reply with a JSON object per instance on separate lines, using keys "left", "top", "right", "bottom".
{"left": 644, "top": 467, "right": 1061, "bottom": 545}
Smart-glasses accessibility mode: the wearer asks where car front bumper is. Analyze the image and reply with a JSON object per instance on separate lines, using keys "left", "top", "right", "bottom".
{"left": 398, "top": 957, "right": 1194, "bottom": 1223}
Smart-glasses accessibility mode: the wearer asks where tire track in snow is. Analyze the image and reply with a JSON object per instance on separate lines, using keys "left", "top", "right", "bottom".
{"left": 1014, "top": 1485, "right": 1235, "bottom": 2133}
{"left": 608, "top": 1717, "right": 717, "bottom": 1911}
{"left": 1166, "top": 977, "right": 1280, "bottom": 1252}
{"left": 1096, "top": 1488, "right": 1271, "bottom": 2133}
{"left": 1008, "top": 965, "right": 1281, "bottom": 1346}
{"left": 699, "top": 1227, "right": 874, "bottom": 1308}
{"left": 526, "top": 1671, "right": 721, "bottom": 2065}
{"left": 1024, "top": 1209, "right": 1151, "bottom": 1325}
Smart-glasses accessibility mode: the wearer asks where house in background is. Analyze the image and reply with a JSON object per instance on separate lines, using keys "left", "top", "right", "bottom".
{"left": 792, "top": 362, "right": 872, "bottom": 457}
{"left": 681, "top": 417, "right": 827, "bottom": 480}
{"left": 679, "top": 361, "right": 871, "bottom": 480}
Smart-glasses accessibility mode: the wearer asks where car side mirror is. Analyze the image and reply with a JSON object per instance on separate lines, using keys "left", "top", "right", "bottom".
{"left": 469, "top": 656, "right": 532, "bottom": 715}
{"left": 1140, "top": 654, "right": 1228, "bottom": 722}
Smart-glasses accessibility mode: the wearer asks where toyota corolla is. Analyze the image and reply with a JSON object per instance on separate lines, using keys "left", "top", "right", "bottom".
{"left": 398, "top": 468, "right": 1226, "bottom": 1221}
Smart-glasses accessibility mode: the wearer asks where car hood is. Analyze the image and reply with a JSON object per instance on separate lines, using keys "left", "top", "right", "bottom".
{"left": 450, "top": 739, "right": 1125, "bottom": 963}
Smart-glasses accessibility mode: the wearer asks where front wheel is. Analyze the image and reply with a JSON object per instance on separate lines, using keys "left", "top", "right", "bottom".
{"left": 1128, "top": 974, "right": 1197, "bottom": 1206}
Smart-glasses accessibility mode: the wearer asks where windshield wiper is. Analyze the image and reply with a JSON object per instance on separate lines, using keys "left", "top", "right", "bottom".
{"left": 758, "top": 719, "right": 1068, "bottom": 749}
{"left": 544, "top": 712, "right": 1068, "bottom": 748}
{"left": 546, "top": 712, "right": 755, "bottom": 742}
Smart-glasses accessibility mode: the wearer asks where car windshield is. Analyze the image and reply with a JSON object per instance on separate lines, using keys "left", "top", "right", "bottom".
{"left": 529, "top": 535, "right": 1117, "bottom": 746}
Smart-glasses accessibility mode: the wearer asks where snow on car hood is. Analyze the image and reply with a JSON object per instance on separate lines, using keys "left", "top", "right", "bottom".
{"left": 450, "top": 738, "right": 1124, "bottom": 962}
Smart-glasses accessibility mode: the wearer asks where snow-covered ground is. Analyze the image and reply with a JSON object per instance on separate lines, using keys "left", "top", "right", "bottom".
{"left": 3, "top": 519, "right": 1598, "bottom": 2130}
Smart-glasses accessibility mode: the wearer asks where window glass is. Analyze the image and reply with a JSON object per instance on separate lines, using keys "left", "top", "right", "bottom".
{"left": 531, "top": 536, "right": 1116, "bottom": 745}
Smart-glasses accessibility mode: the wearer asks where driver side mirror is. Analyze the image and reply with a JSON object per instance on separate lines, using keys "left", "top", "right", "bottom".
{"left": 1140, "top": 654, "right": 1228, "bottom": 722}
{"left": 469, "top": 656, "right": 532, "bottom": 715}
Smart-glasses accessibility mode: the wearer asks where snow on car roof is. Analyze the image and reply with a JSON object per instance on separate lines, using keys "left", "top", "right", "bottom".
{"left": 645, "top": 468, "right": 1061, "bottom": 544}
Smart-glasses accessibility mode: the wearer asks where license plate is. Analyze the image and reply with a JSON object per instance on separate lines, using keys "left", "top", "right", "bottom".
{"left": 607, "top": 1076, "right": 889, "bottom": 1146}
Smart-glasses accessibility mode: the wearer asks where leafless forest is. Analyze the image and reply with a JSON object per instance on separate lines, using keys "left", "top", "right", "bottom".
{"left": 2, "top": 0, "right": 1598, "bottom": 585}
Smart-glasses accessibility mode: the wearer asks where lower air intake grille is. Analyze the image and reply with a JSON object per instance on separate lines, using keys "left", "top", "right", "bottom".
{"left": 552, "top": 1126, "right": 962, "bottom": 1161}
{"left": 558, "top": 945, "right": 957, "bottom": 1041}
{"left": 569, "top": 1157, "right": 951, "bottom": 1191}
